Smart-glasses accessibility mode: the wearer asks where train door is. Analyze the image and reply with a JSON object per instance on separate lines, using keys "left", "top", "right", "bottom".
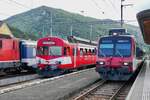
{"left": 63, "top": 46, "right": 73, "bottom": 68}
{"left": 73, "top": 47, "right": 77, "bottom": 68}
{"left": 79, "top": 48, "right": 84, "bottom": 66}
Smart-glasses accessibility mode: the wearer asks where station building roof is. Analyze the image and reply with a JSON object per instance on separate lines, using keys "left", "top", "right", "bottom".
{"left": 0, "top": 21, "right": 14, "bottom": 38}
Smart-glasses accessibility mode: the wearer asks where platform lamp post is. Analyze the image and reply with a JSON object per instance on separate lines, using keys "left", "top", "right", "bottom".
{"left": 121, "top": 0, "right": 124, "bottom": 27}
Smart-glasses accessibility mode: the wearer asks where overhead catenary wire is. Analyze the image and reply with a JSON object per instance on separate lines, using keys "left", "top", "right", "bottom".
{"left": 102, "top": 0, "right": 120, "bottom": 18}
{"left": 90, "top": 0, "right": 105, "bottom": 14}
{"left": 5, "top": 0, "right": 30, "bottom": 9}
{"left": 0, "top": 0, "right": 31, "bottom": 20}
{"left": 107, "top": 0, "right": 120, "bottom": 14}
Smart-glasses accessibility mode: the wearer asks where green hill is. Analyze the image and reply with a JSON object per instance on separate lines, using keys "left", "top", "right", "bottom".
{"left": 5, "top": 6, "right": 141, "bottom": 41}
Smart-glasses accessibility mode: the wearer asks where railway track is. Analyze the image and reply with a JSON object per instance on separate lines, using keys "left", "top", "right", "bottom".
{"left": 71, "top": 61, "right": 145, "bottom": 100}
{"left": 73, "top": 80, "right": 133, "bottom": 100}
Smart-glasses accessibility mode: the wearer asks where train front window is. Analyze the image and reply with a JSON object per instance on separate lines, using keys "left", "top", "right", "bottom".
{"left": 37, "top": 46, "right": 62, "bottom": 56}
{"left": 37, "top": 46, "right": 49, "bottom": 55}
{"left": 49, "top": 46, "right": 62, "bottom": 56}
{"left": 99, "top": 44, "right": 114, "bottom": 57}
{"left": 115, "top": 43, "right": 131, "bottom": 57}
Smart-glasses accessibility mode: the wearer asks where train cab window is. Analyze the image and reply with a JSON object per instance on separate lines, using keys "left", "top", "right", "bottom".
{"left": 37, "top": 46, "right": 49, "bottom": 55}
{"left": 0, "top": 40, "right": 2, "bottom": 49}
{"left": 80, "top": 48, "right": 83, "bottom": 56}
{"left": 64, "top": 47, "right": 67, "bottom": 55}
{"left": 37, "top": 46, "right": 62, "bottom": 56}
{"left": 43, "top": 47, "right": 49, "bottom": 55}
{"left": 49, "top": 46, "right": 62, "bottom": 56}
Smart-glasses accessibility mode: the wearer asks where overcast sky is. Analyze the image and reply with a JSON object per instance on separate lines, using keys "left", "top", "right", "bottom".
{"left": 0, "top": 0, "right": 148, "bottom": 26}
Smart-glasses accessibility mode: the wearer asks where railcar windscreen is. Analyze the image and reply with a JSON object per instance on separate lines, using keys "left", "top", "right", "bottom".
{"left": 115, "top": 43, "right": 131, "bottom": 57}
{"left": 99, "top": 37, "right": 131, "bottom": 57}
{"left": 99, "top": 44, "right": 114, "bottom": 57}
{"left": 49, "top": 46, "right": 62, "bottom": 56}
{"left": 37, "top": 46, "right": 62, "bottom": 56}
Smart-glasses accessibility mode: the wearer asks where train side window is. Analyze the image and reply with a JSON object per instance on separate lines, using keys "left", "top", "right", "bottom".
{"left": 0, "top": 40, "right": 2, "bottom": 49}
{"left": 85, "top": 48, "right": 88, "bottom": 55}
{"left": 89, "top": 49, "right": 92, "bottom": 55}
{"left": 94, "top": 48, "right": 97, "bottom": 55}
{"left": 92, "top": 49, "right": 95, "bottom": 55}
{"left": 13, "top": 41, "right": 15, "bottom": 49}
{"left": 64, "top": 47, "right": 70, "bottom": 56}
{"left": 80, "top": 48, "right": 83, "bottom": 56}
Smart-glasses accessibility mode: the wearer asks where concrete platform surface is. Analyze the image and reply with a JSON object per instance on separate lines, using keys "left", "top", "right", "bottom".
{"left": 0, "top": 68, "right": 100, "bottom": 100}
{"left": 126, "top": 60, "right": 150, "bottom": 100}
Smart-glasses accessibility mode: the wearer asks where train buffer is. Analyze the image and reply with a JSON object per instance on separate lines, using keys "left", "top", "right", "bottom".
{"left": 126, "top": 60, "right": 150, "bottom": 100}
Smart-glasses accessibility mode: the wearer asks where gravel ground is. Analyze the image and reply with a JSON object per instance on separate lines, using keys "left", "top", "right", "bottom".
{"left": 0, "top": 68, "right": 100, "bottom": 100}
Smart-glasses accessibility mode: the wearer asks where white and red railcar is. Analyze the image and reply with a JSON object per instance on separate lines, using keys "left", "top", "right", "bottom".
{"left": 96, "top": 33, "right": 144, "bottom": 81}
{"left": 36, "top": 36, "right": 97, "bottom": 77}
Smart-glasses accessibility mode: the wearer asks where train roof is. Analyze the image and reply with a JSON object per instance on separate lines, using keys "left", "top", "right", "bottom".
{"left": 77, "top": 43, "right": 96, "bottom": 49}
{"left": 109, "top": 28, "right": 127, "bottom": 35}
{"left": 38, "top": 36, "right": 97, "bottom": 46}
{"left": 38, "top": 36, "right": 69, "bottom": 45}
{"left": 67, "top": 36, "right": 97, "bottom": 46}
{"left": 100, "top": 34, "right": 135, "bottom": 39}
{"left": 21, "top": 40, "right": 37, "bottom": 45}
{"left": 137, "top": 9, "right": 150, "bottom": 44}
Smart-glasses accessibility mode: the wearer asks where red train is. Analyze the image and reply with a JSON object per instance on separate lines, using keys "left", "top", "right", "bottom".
{"left": 0, "top": 34, "right": 37, "bottom": 74}
{"left": 0, "top": 37, "right": 20, "bottom": 73}
{"left": 96, "top": 29, "right": 144, "bottom": 80}
{"left": 36, "top": 36, "right": 97, "bottom": 77}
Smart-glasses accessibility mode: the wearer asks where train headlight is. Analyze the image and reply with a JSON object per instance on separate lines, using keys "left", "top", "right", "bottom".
{"left": 56, "top": 61, "right": 61, "bottom": 64}
{"left": 123, "top": 62, "right": 129, "bottom": 66}
{"left": 96, "top": 61, "right": 105, "bottom": 65}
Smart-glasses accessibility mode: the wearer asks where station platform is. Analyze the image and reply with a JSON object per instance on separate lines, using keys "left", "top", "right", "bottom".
{"left": 126, "top": 60, "right": 150, "bottom": 100}
{"left": 0, "top": 68, "right": 99, "bottom": 100}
